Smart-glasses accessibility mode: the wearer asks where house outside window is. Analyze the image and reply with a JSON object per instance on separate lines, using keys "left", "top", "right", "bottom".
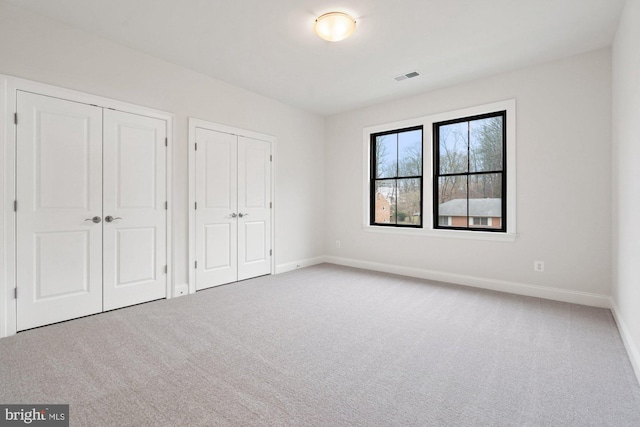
{"left": 374, "top": 192, "right": 391, "bottom": 223}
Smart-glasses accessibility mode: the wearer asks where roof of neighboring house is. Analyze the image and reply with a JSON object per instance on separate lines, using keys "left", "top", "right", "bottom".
{"left": 439, "top": 198, "right": 502, "bottom": 217}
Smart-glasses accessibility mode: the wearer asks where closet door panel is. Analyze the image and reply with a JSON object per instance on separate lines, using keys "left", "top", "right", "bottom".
{"left": 237, "top": 137, "right": 271, "bottom": 281}
{"left": 205, "top": 224, "right": 232, "bottom": 270}
{"left": 16, "top": 91, "right": 103, "bottom": 331}
{"left": 195, "top": 128, "right": 238, "bottom": 290}
{"left": 103, "top": 110, "right": 166, "bottom": 310}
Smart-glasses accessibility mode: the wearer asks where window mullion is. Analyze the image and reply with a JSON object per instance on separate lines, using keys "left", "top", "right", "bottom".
{"left": 467, "top": 121, "right": 470, "bottom": 228}
{"left": 395, "top": 133, "right": 399, "bottom": 177}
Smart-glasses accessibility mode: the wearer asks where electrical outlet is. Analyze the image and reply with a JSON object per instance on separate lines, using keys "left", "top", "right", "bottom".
{"left": 534, "top": 261, "right": 544, "bottom": 272}
{"left": 175, "top": 284, "right": 189, "bottom": 296}
{"left": 335, "top": 240, "right": 341, "bottom": 249}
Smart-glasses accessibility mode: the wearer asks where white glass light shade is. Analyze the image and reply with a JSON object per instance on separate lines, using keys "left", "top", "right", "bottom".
{"left": 314, "top": 12, "right": 356, "bottom": 42}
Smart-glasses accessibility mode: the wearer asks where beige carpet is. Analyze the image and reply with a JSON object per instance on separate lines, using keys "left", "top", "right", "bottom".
{"left": 1, "top": 263, "right": 639, "bottom": 426}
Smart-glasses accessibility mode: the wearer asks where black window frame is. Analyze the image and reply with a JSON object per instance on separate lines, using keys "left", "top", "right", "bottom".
{"left": 433, "top": 111, "right": 507, "bottom": 233}
{"left": 370, "top": 126, "right": 424, "bottom": 228}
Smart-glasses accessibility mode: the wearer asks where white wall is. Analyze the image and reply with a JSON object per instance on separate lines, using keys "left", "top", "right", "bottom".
{"left": 325, "top": 49, "right": 612, "bottom": 303}
{"left": 0, "top": 1, "right": 326, "bottom": 289}
{"left": 612, "top": 0, "right": 640, "bottom": 379}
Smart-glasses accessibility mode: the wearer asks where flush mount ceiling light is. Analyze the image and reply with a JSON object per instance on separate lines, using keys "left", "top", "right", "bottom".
{"left": 314, "top": 12, "right": 357, "bottom": 42}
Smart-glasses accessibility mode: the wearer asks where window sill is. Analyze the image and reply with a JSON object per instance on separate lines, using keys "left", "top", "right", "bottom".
{"left": 363, "top": 225, "right": 517, "bottom": 242}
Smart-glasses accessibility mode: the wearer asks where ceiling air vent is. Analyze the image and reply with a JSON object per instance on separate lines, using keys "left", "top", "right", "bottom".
{"left": 394, "top": 71, "right": 420, "bottom": 82}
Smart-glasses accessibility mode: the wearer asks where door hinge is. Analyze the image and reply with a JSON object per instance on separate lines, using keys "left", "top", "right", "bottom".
{"left": 269, "top": 249, "right": 272, "bottom": 256}
{"left": 270, "top": 154, "right": 272, "bottom": 162}
{"left": 195, "top": 143, "right": 198, "bottom": 151}
{"left": 195, "top": 260, "right": 198, "bottom": 269}
{"left": 164, "top": 265, "right": 168, "bottom": 274}
{"left": 14, "top": 113, "right": 18, "bottom": 125}
{"left": 14, "top": 288, "right": 17, "bottom": 299}
{"left": 165, "top": 201, "right": 168, "bottom": 210}
{"left": 165, "top": 137, "right": 168, "bottom": 147}
{"left": 195, "top": 202, "right": 197, "bottom": 210}
{"left": 270, "top": 202, "right": 272, "bottom": 209}
{"left": 14, "top": 200, "right": 17, "bottom": 212}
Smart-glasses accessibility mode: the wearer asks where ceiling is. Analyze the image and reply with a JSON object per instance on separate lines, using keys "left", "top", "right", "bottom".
{"left": 7, "top": 0, "right": 625, "bottom": 116}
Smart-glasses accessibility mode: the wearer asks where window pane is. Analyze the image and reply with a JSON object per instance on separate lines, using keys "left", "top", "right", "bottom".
{"left": 398, "top": 129, "right": 422, "bottom": 177}
{"left": 437, "top": 175, "right": 467, "bottom": 205}
{"left": 469, "top": 174, "right": 502, "bottom": 229}
{"left": 439, "top": 122, "right": 468, "bottom": 174}
{"left": 375, "top": 134, "right": 397, "bottom": 178}
{"left": 469, "top": 173, "right": 502, "bottom": 199}
{"left": 437, "top": 176, "right": 467, "bottom": 228}
{"left": 469, "top": 116, "right": 503, "bottom": 173}
{"left": 396, "top": 178, "right": 421, "bottom": 225}
{"left": 373, "top": 180, "right": 397, "bottom": 224}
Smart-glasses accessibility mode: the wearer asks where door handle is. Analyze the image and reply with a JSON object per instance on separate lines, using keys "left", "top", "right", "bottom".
{"left": 105, "top": 216, "right": 123, "bottom": 223}
{"left": 238, "top": 213, "right": 249, "bottom": 218}
{"left": 84, "top": 216, "right": 102, "bottom": 223}
{"left": 230, "top": 213, "right": 237, "bottom": 218}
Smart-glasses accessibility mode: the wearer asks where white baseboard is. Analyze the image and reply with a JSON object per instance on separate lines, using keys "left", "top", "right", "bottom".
{"left": 275, "top": 256, "right": 327, "bottom": 274}
{"left": 324, "top": 256, "right": 611, "bottom": 308}
{"left": 610, "top": 299, "right": 640, "bottom": 385}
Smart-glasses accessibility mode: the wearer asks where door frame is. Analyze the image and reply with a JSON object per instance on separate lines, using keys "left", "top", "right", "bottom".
{"left": 188, "top": 118, "right": 276, "bottom": 294}
{"left": 0, "top": 74, "right": 175, "bottom": 338}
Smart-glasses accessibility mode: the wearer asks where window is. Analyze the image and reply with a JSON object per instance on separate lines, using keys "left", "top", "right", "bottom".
{"left": 363, "top": 99, "right": 515, "bottom": 241}
{"left": 370, "top": 126, "right": 423, "bottom": 227}
{"left": 470, "top": 217, "right": 490, "bottom": 226}
{"left": 438, "top": 216, "right": 451, "bottom": 226}
{"left": 433, "top": 111, "right": 506, "bottom": 232}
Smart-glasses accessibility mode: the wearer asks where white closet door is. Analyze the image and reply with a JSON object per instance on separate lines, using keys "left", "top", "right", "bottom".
{"left": 16, "top": 91, "right": 103, "bottom": 331}
{"left": 195, "top": 128, "right": 238, "bottom": 290}
{"left": 102, "top": 110, "right": 167, "bottom": 310}
{"left": 237, "top": 137, "right": 272, "bottom": 281}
